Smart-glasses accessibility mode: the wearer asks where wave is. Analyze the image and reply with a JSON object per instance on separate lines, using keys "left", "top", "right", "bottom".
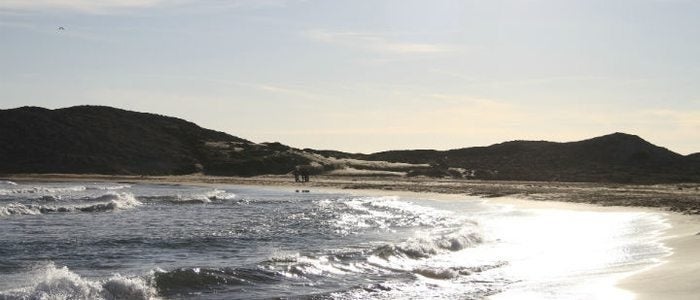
{"left": 258, "top": 231, "right": 485, "bottom": 281}
{"left": 139, "top": 189, "right": 236, "bottom": 204}
{"left": 412, "top": 262, "right": 507, "bottom": 280}
{"left": 0, "top": 263, "right": 155, "bottom": 300}
{"left": 372, "top": 230, "right": 482, "bottom": 260}
{"left": 412, "top": 267, "right": 461, "bottom": 279}
{"left": 0, "top": 185, "right": 88, "bottom": 196}
{"left": 0, "top": 192, "right": 142, "bottom": 217}
{"left": 153, "top": 266, "right": 281, "bottom": 294}
{"left": 86, "top": 184, "right": 132, "bottom": 191}
{"left": 1, "top": 263, "right": 284, "bottom": 300}
{"left": 321, "top": 196, "right": 462, "bottom": 235}
{"left": 0, "top": 183, "right": 130, "bottom": 196}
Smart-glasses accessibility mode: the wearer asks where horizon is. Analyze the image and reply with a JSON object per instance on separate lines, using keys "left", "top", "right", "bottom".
{"left": 4, "top": 104, "right": 695, "bottom": 156}
{"left": 2, "top": 0, "right": 699, "bottom": 154}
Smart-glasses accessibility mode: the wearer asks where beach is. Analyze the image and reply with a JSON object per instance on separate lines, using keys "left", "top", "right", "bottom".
{"left": 3, "top": 174, "right": 699, "bottom": 299}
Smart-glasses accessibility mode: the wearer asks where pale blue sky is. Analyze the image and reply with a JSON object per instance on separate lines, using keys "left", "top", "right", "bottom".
{"left": 1, "top": 0, "right": 698, "bottom": 154}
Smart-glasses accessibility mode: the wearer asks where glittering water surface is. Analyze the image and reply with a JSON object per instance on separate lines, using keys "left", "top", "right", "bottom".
{"left": 0, "top": 181, "right": 670, "bottom": 299}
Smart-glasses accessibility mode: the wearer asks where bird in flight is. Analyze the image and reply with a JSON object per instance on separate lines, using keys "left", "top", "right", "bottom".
{"left": 58, "top": 27, "right": 65, "bottom": 30}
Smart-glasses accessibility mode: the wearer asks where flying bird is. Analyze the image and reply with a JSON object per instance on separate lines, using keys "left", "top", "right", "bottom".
{"left": 58, "top": 27, "right": 65, "bottom": 30}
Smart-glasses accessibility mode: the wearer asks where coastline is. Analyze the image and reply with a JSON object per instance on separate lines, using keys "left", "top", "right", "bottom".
{"left": 483, "top": 197, "right": 699, "bottom": 300}
{"left": 4, "top": 174, "right": 699, "bottom": 299}
{"left": 617, "top": 211, "right": 700, "bottom": 300}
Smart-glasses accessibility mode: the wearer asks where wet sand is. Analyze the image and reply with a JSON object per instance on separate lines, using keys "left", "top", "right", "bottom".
{"left": 5, "top": 173, "right": 700, "bottom": 299}
{"left": 618, "top": 211, "right": 700, "bottom": 300}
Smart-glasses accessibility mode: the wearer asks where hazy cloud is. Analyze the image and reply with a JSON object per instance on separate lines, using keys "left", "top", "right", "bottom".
{"left": 303, "top": 29, "right": 454, "bottom": 54}
{"left": 0, "top": 0, "right": 304, "bottom": 14}
{"left": 0, "top": 0, "right": 164, "bottom": 13}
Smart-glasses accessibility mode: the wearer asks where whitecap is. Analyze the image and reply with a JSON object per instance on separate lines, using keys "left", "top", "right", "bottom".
{"left": 373, "top": 229, "right": 482, "bottom": 260}
{"left": 0, "top": 262, "right": 156, "bottom": 300}
{"left": 0, "top": 192, "right": 142, "bottom": 217}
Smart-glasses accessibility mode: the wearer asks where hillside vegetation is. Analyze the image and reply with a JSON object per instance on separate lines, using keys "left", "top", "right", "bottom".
{"left": 1, "top": 106, "right": 698, "bottom": 183}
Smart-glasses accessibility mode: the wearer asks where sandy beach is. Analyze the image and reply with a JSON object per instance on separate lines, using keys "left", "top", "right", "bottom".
{"left": 5, "top": 173, "right": 700, "bottom": 299}
{"left": 487, "top": 197, "right": 700, "bottom": 300}
{"left": 618, "top": 211, "right": 700, "bottom": 300}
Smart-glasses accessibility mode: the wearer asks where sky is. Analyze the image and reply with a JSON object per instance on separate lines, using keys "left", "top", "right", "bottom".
{"left": 1, "top": 0, "right": 699, "bottom": 154}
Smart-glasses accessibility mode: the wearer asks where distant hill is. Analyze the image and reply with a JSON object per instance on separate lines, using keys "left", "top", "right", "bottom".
{"left": 1, "top": 106, "right": 697, "bottom": 183}
{"left": 0, "top": 106, "right": 310, "bottom": 176}
{"left": 359, "top": 133, "right": 700, "bottom": 183}
{"left": 688, "top": 153, "right": 700, "bottom": 162}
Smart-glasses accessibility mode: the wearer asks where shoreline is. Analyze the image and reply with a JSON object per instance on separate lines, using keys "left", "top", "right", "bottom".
{"left": 4, "top": 174, "right": 699, "bottom": 299}
{"left": 5, "top": 173, "right": 699, "bottom": 213}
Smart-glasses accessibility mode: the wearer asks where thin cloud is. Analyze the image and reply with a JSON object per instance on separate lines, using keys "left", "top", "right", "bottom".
{"left": 0, "top": 0, "right": 164, "bottom": 13}
{"left": 0, "top": 20, "right": 116, "bottom": 43}
{"left": 237, "top": 82, "right": 323, "bottom": 101}
{"left": 0, "top": 0, "right": 304, "bottom": 14}
{"left": 303, "top": 29, "right": 454, "bottom": 54}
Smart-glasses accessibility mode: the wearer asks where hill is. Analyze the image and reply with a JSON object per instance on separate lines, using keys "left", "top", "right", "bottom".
{"left": 360, "top": 133, "right": 700, "bottom": 183}
{"left": 1, "top": 106, "right": 697, "bottom": 183}
{"left": 0, "top": 106, "right": 310, "bottom": 176}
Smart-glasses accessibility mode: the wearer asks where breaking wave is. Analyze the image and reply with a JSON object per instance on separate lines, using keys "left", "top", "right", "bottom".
{"left": 0, "top": 263, "right": 156, "bottom": 300}
{"left": 86, "top": 184, "right": 132, "bottom": 191}
{"left": 139, "top": 189, "right": 235, "bottom": 204}
{"left": 0, "top": 183, "right": 129, "bottom": 196}
{"left": 0, "top": 185, "right": 88, "bottom": 196}
{"left": 319, "top": 196, "right": 464, "bottom": 235}
{"left": 372, "top": 229, "right": 482, "bottom": 260}
{"left": 413, "top": 262, "right": 508, "bottom": 280}
{"left": 0, "top": 192, "right": 142, "bottom": 217}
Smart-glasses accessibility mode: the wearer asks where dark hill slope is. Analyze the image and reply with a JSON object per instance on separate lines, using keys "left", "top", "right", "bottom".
{"left": 688, "top": 153, "right": 700, "bottom": 162}
{"left": 363, "top": 133, "right": 699, "bottom": 183}
{"left": 0, "top": 106, "right": 309, "bottom": 175}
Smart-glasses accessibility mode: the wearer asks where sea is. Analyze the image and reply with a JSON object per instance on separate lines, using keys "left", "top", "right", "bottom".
{"left": 0, "top": 180, "right": 670, "bottom": 299}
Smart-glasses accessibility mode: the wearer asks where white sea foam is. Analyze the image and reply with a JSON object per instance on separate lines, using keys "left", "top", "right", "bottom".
{"left": 322, "top": 196, "right": 461, "bottom": 234}
{"left": 203, "top": 189, "right": 236, "bottom": 200}
{"left": 0, "top": 180, "right": 18, "bottom": 186}
{"left": 0, "top": 185, "right": 88, "bottom": 195}
{"left": 413, "top": 267, "right": 460, "bottom": 279}
{"left": 373, "top": 229, "right": 482, "bottom": 260}
{"left": 100, "top": 192, "right": 143, "bottom": 209}
{"left": 0, "top": 203, "right": 43, "bottom": 217}
{"left": 87, "top": 184, "right": 132, "bottom": 191}
{"left": 285, "top": 255, "right": 349, "bottom": 277}
{"left": 0, "top": 263, "right": 157, "bottom": 300}
{"left": 164, "top": 189, "right": 236, "bottom": 204}
{"left": 0, "top": 192, "right": 142, "bottom": 217}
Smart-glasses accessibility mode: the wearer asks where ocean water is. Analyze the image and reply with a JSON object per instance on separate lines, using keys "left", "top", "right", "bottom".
{"left": 0, "top": 180, "right": 670, "bottom": 299}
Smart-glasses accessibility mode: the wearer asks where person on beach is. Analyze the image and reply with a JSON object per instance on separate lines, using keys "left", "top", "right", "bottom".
{"left": 301, "top": 170, "right": 309, "bottom": 182}
{"left": 293, "top": 169, "right": 300, "bottom": 182}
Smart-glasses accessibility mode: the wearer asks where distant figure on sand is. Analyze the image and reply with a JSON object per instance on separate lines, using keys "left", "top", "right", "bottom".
{"left": 301, "top": 170, "right": 309, "bottom": 182}
{"left": 293, "top": 170, "right": 300, "bottom": 182}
